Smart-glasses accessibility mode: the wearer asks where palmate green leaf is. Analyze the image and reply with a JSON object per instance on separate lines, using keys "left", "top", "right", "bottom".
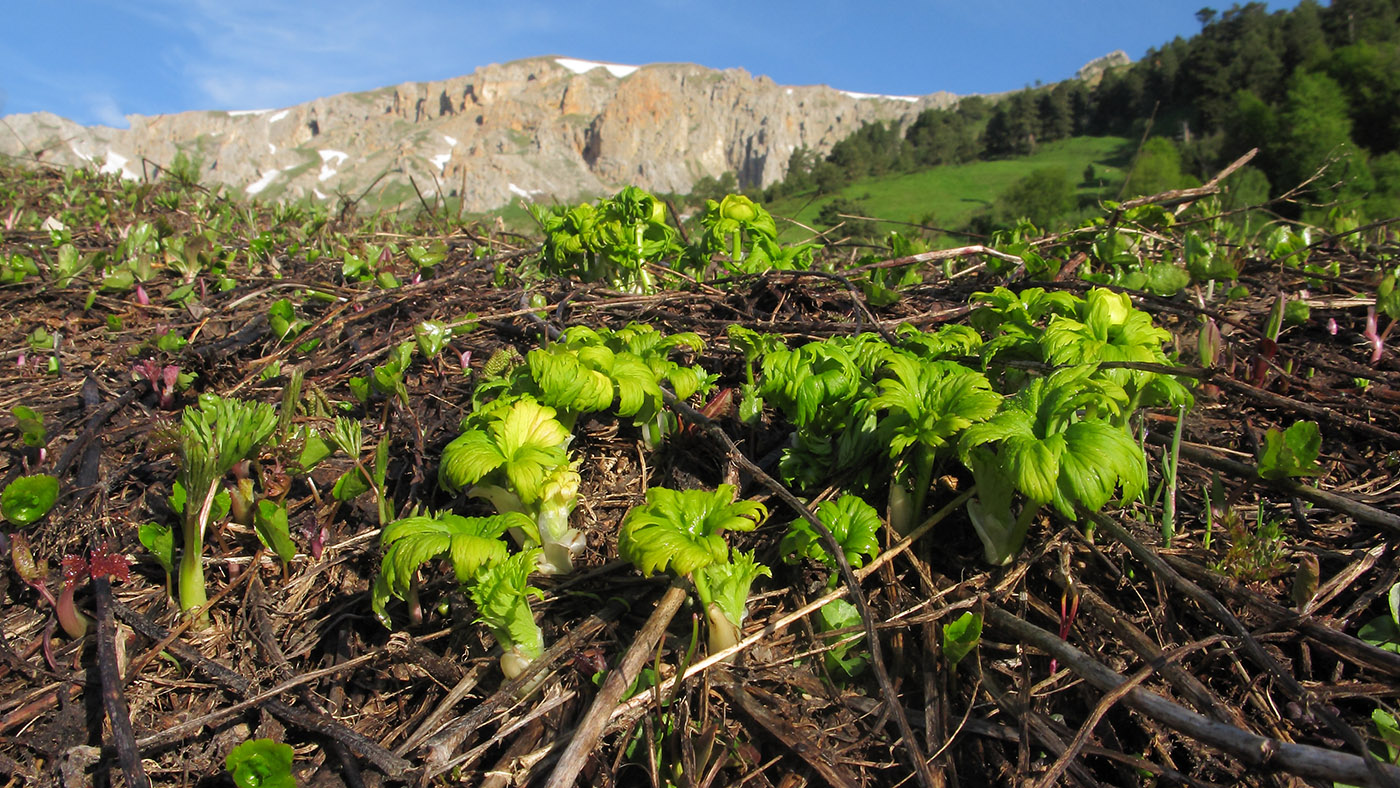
{"left": 527, "top": 345, "right": 614, "bottom": 415}
{"left": 180, "top": 396, "right": 279, "bottom": 501}
{"left": 609, "top": 352, "right": 660, "bottom": 418}
{"left": 895, "top": 324, "right": 984, "bottom": 360}
{"left": 1055, "top": 420, "right": 1148, "bottom": 516}
{"left": 1004, "top": 433, "right": 1065, "bottom": 505}
{"left": 470, "top": 548, "right": 546, "bottom": 663}
{"left": 781, "top": 494, "right": 882, "bottom": 571}
{"left": 871, "top": 355, "right": 1000, "bottom": 457}
{"left": 960, "top": 366, "right": 1145, "bottom": 516}
{"left": 439, "top": 398, "right": 571, "bottom": 503}
{"left": 760, "top": 342, "right": 861, "bottom": 430}
{"left": 694, "top": 549, "right": 770, "bottom": 635}
{"left": 373, "top": 511, "right": 526, "bottom": 626}
{"left": 727, "top": 325, "right": 787, "bottom": 371}
{"left": 619, "top": 485, "right": 767, "bottom": 577}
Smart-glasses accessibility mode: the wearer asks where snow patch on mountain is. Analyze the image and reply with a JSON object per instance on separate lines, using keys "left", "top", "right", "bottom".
{"left": 839, "top": 90, "right": 919, "bottom": 102}
{"left": 246, "top": 169, "right": 280, "bottom": 195}
{"left": 100, "top": 151, "right": 139, "bottom": 180}
{"left": 555, "top": 58, "right": 638, "bottom": 78}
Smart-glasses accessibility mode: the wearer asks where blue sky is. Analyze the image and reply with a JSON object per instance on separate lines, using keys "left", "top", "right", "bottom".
{"left": 2, "top": 1, "right": 1302, "bottom": 128}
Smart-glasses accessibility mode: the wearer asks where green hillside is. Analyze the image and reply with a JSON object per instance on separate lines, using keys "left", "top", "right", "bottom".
{"left": 768, "top": 136, "right": 1132, "bottom": 241}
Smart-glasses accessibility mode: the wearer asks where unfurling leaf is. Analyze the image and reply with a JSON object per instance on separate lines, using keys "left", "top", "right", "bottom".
{"left": 942, "top": 611, "right": 982, "bottom": 667}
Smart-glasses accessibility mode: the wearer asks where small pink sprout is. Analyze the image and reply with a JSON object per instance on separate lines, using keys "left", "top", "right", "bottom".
{"left": 55, "top": 543, "right": 129, "bottom": 641}
{"left": 1365, "top": 306, "right": 1384, "bottom": 364}
{"left": 58, "top": 555, "right": 91, "bottom": 639}
{"left": 133, "top": 359, "right": 182, "bottom": 409}
{"left": 1326, "top": 318, "right": 1338, "bottom": 335}
{"left": 135, "top": 283, "right": 150, "bottom": 306}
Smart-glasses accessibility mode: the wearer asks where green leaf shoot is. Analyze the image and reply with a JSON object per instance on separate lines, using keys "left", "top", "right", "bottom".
{"left": 226, "top": 737, "right": 296, "bottom": 788}
{"left": 942, "top": 611, "right": 982, "bottom": 668}
{"left": 1, "top": 474, "right": 59, "bottom": 526}
{"left": 1257, "top": 421, "right": 1324, "bottom": 480}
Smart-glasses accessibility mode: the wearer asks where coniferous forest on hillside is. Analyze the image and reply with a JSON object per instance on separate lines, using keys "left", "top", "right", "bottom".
{"left": 756, "top": 0, "right": 1400, "bottom": 239}
{"left": 1, "top": 2, "right": 1400, "bottom": 787}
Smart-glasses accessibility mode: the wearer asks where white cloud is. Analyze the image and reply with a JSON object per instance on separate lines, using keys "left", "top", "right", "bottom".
{"left": 86, "top": 94, "right": 128, "bottom": 127}
{"left": 130, "top": 1, "right": 581, "bottom": 113}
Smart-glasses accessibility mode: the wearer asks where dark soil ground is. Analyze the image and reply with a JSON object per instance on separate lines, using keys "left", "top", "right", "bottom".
{"left": 2, "top": 163, "right": 1399, "bottom": 788}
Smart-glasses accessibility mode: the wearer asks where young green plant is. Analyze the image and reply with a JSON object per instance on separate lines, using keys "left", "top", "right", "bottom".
{"left": 439, "top": 398, "right": 583, "bottom": 575}
{"left": 781, "top": 494, "right": 882, "bottom": 676}
{"left": 618, "top": 485, "right": 768, "bottom": 658}
{"left": 177, "top": 396, "right": 278, "bottom": 622}
{"left": 958, "top": 365, "right": 1145, "bottom": 561}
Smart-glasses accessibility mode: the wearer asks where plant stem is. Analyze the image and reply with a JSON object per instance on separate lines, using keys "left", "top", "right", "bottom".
{"left": 1162, "top": 404, "right": 1185, "bottom": 547}
{"left": 178, "top": 481, "right": 219, "bottom": 625}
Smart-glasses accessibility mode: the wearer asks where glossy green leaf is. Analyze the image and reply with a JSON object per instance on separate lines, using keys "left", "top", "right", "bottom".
{"left": 139, "top": 522, "right": 175, "bottom": 575}
{"left": 226, "top": 737, "right": 296, "bottom": 788}
{"left": 942, "top": 611, "right": 982, "bottom": 668}
{"left": 2, "top": 474, "right": 59, "bottom": 526}
{"left": 618, "top": 485, "right": 767, "bottom": 577}
{"left": 254, "top": 500, "right": 297, "bottom": 565}
{"left": 781, "top": 494, "right": 881, "bottom": 571}
{"left": 372, "top": 511, "right": 524, "bottom": 626}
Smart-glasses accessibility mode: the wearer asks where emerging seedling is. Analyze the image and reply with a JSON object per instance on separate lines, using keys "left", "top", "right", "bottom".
{"left": 370, "top": 510, "right": 527, "bottom": 627}
{"left": 618, "top": 485, "right": 768, "bottom": 658}
{"left": 440, "top": 398, "right": 584, "bottom": 574}
{"left": 470, "top": 548, "right": 547, "bottom": 681}
{"left": 177, "top": 395, "right": 278, "bottom": 623}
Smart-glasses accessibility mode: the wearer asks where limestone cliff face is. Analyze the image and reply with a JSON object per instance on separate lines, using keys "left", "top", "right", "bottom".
{"left": 1, "top": 56, "right": 958, "bottom": 212}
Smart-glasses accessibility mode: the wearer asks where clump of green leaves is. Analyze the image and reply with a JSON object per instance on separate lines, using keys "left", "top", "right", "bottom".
{"left": 1257, "top": 421, "right": 1324, "bottom": 480}
{"left": 176, "top": 395, "right": 278, "bottom": 622}
{"left": 619, "top": 485, "right": 768, "bottom": 657}
{"left": 959, "top": 365, "right": 1146, "bottom": 561}
{"left": 370, "top": 510, "right": 523, "bottom": 626}
{"left": 440, "top": 398, "right": 583, "bottom": 574}
{"left": 475, "top": 322, "right": 714, "bottom": 447}
{"left": 471, "top": 548, "right": 548, "bottom": 681}
{"left": 530, "top": 186, "right": 679, "bottom": 294}
{"left": 781, "top": 495, "right": 883, "bottom": 676}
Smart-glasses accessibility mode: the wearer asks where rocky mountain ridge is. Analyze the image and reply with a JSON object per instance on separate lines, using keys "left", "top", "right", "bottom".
{"left": 0, "top": 54, "right": 1119, "bottom": 212}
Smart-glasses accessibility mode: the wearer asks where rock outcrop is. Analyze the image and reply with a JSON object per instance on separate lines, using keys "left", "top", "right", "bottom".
{"left": 1, "top": 56, "right": 958, "bottom": 212}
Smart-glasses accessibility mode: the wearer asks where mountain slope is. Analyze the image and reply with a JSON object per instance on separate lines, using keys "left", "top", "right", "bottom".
{"left": 0, "top": 56, "right": 958, "bottom": 212}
